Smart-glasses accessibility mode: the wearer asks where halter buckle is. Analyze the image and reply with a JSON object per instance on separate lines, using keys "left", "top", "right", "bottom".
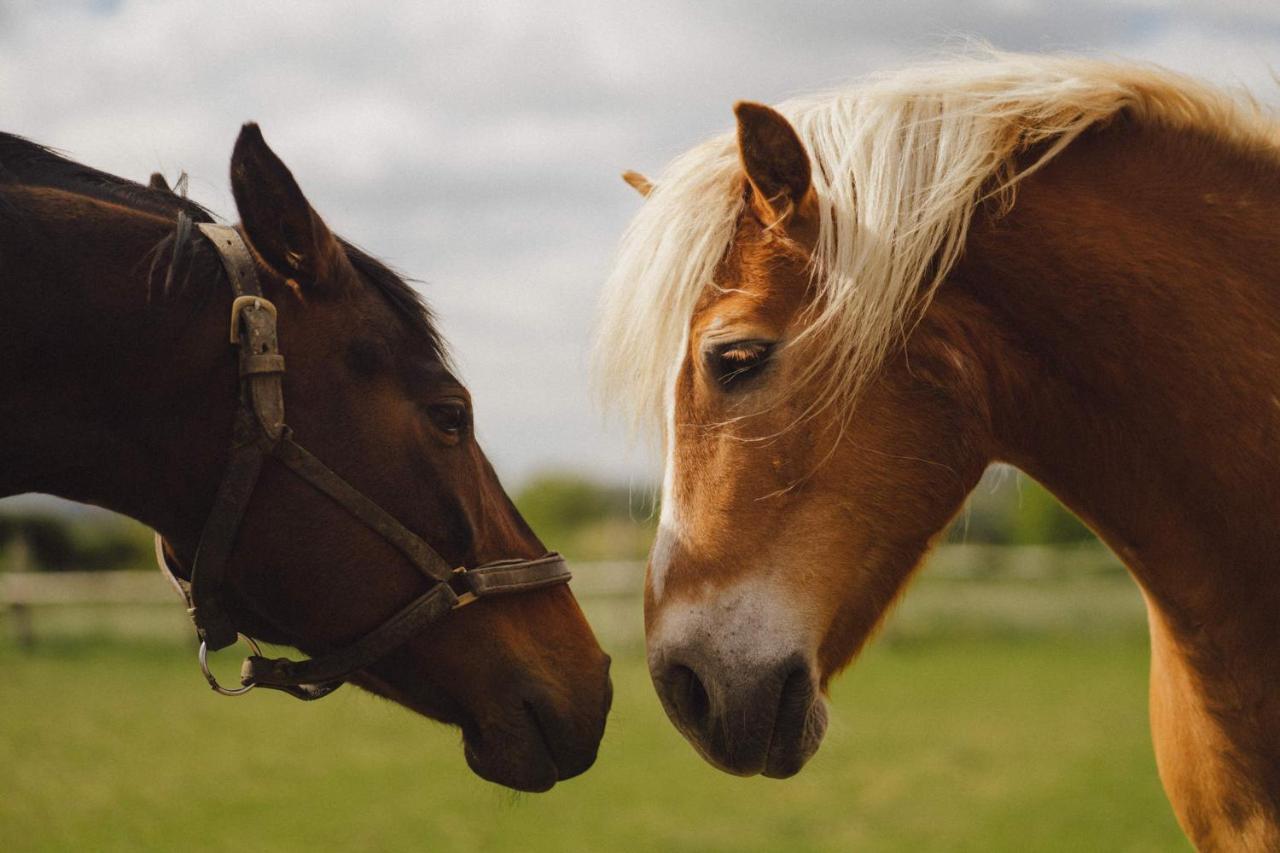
{"left": 229, "top": 295, "right": 278, "bottom": 344}
{"left": 451, "top": 566, "right": 479, "bottom": 609}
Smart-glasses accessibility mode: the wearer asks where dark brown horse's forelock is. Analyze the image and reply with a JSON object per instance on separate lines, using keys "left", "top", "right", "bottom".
{"left": 338, "top": 240, "right": 448, "bottom": 365}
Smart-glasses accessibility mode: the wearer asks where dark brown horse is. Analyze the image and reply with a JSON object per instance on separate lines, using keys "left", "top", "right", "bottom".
{"left": 600, "top": 54, "right": 1280, "bottom": 848}
{"left": 0, "top": 124, "right": 610, "bottom": 792}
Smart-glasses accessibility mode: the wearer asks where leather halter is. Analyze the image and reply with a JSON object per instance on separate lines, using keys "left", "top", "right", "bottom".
{"left": 155, "top": 223, "right": 571, "bottom": 701}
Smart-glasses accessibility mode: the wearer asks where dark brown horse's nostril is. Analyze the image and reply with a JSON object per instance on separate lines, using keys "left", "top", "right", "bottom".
{"left": 667, "top": 664, "right": 711, "bottom": 730}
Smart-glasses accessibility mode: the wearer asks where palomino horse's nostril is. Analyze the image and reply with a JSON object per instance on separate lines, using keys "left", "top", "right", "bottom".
{"left": 776, "top": 664, "right": 813, "bottom": 722}
{"left": 667, "top": 664, "right": 711, "bottom": 730}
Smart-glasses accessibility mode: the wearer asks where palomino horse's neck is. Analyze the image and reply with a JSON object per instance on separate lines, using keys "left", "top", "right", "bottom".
{"left": 948, "top": 118, "right": 1280, "bottom": 847}
{"left": 0, "top": 186, "right": 232, "bottom": 549}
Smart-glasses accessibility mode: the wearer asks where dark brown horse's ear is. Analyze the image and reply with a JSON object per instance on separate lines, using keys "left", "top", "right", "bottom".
{"left": 148, "top": 172, "right": 170, "bottom": 192}
{"left": 734, "top": 101, "right": 815, "bottom": 226}
{"left": 230, "top": 123, "right": 346, "bottom": 289}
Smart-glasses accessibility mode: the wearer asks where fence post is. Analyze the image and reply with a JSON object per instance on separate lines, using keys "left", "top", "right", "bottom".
{"left": 6, "top": 534, "right": 35, "bottom": 650}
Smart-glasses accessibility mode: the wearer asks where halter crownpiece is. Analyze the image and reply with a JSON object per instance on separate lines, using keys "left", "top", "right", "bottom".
{"left": 155, "top": 223, "right": 571, "bottom": 701}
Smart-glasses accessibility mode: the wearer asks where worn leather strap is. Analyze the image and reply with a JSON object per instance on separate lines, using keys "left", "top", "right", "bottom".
{"left": 186, "top": 224, "right": 282, "bottom": 650}
{"left": 456, "top": 554, "right": 572, "bottom": 597}
{"left": 240, "top": 556, "right": 571, "bottom": 698}
{"left": 187, "top": 407, "right": 270, "bottom": 650}
{"left": 273, "top": 437, "right": 455, "bottom": 583}
{"left": 197, "top": 223, "right": 285, "bottom": 442}
{"left": 241, "top": 583, "right": 459, "bottom": 698}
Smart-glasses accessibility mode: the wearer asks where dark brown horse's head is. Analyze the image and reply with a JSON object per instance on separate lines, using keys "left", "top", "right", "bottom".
{"left": 172, "top": 126, "right": 610, "bottom": 791}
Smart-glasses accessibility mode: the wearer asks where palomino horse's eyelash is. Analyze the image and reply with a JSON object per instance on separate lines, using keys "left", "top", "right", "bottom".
{"left": 707, "top": 340, "right": 775, "bottom": 387}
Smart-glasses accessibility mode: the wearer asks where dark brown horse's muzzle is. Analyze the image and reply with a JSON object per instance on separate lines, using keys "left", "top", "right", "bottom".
{"left": 463, "top": 653, "right": 613, "bottom": 792}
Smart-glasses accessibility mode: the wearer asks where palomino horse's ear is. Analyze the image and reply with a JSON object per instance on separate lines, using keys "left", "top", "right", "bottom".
{"left": 622, "top": 170, "right": 653, "bottom": 197}
{"left": 229, "top": 123, "right": 346, "bottom": 289}
{"left": 734, "top": 101, "right": 815, "bottom": 226}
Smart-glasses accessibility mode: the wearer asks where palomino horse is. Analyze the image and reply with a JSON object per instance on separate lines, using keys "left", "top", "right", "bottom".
{"left": 0, "top": 125, "right": 610, "bottom": 791}
{"left": 599, "top": 54, "right": 1280, "bottom": 848}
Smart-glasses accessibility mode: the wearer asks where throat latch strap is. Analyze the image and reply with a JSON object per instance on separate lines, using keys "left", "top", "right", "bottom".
{"left": 183, "top": 223, "right": 283, "bottom": 651}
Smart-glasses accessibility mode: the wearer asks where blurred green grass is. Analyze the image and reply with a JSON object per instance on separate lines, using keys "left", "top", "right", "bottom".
{"left": 0, "top": 570, "right": 1189, "bottom": 853}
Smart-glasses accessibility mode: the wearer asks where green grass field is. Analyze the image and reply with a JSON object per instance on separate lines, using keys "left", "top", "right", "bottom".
{"left": 0, "top": 571, "right": 1190, "bottom": 853}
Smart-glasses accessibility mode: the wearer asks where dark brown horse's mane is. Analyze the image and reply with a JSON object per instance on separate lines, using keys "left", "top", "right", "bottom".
{"left": 339, "top": 240, "right": 447, "bottom": 363}
{"left": 0, "top": 132, "right": 213, "bottom": 222}
{"left": 0, "top": 131, "right": 445, "bottom": 361}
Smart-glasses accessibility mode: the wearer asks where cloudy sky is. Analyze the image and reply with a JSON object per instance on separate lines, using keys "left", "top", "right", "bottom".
{"left": 3, "top": 0, "right": 1278, "bottom": 489}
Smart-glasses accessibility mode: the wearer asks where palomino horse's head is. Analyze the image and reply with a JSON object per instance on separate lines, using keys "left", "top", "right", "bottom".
{"left": 177, "top": 126, "right": 610, "bottom": 791}
{"left": 612, "top": 105, "right": 986, "bottom": 777}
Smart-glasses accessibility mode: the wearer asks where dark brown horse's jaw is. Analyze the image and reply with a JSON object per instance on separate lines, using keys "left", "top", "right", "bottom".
{"left": 351, "top": 669, "right": 572, "bottom": 793}
{"left": 463, "top": 712, "right": 561, "bottom": 793}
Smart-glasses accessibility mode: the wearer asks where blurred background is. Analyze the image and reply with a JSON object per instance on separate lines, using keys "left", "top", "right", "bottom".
{"left": 4, "top": 1, "right": 1278, "bottom": 850}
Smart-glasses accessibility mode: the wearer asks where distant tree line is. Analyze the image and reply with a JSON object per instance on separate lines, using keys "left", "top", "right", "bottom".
{"left": 0, "top": 468, "right": 1095, "bottom": 572}
{"left": 946, "top": 469, "right": 1095, "bottom": 546}
{"left": 0, "top": 512, "right": 152, "bottom": 573}
{"left": 515, "top": 474, "right": 658, "bottom": 561}
{"left": 514, "top": 467, "right": 1096, "bottom": 561}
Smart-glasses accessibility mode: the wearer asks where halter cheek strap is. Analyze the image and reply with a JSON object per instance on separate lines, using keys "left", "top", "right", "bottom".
{"left": 155, "top": 223, "right": 571, "bottom": 701}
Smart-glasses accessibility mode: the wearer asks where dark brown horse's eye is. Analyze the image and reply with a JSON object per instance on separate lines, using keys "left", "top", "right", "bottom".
{"left": 424, "top": 400, "right": 470, "bottom": 436}
{"left": 708, "top": 340, "right": 775, "bottom": 388}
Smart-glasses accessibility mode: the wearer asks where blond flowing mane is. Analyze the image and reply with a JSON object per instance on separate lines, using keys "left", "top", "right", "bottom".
{"left": 594, "top": 51, "right": 1278, "bottom": 434}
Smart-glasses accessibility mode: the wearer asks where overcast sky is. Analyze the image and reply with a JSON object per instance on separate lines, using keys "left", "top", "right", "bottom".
{"left": 3, "top": 1, "right": 1278, "bottom": 490}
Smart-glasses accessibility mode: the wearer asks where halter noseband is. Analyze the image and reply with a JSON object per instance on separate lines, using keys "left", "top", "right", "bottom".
{"left": 155, "top": 223, "right": 571, "bottom": 701}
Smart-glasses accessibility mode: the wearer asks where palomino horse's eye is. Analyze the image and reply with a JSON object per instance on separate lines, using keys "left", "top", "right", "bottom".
{"left": 708, "top": 340, "right": 775, "bottom": 388}
{"left": 423, "top": 400, "right": 471, "bottom": 437}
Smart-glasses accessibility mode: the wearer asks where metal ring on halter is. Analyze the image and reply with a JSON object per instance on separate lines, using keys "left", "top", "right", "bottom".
{"left": 198, "top": 634, "right": 262, "bottom": 696}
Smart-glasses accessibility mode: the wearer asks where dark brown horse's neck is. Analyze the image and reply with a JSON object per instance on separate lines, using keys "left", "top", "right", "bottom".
{"left": 0, "top": 187, "right": 233, "bottom": 551}
{"left": 948, "top": 117, "right": 1280, "bottom": 835}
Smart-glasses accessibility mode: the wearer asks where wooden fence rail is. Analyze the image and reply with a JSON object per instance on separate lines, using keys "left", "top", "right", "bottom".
{"left": 1, "top": 544, "right": 1128, "bottom": 648}
{"left": 0, "top": 560, "right": 647, "bottom": 648}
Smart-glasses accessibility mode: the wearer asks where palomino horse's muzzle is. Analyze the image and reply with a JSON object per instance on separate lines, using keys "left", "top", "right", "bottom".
{"left": 155, "top": 223, "right": 571, "bottom": 700}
